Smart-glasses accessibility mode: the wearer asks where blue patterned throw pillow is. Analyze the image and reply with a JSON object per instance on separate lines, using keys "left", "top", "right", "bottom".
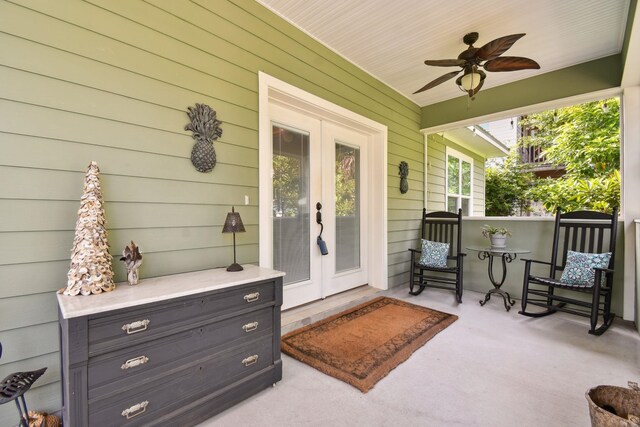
{"left": 418, "top": 239, "right": 449, "bottom": 268}
{"left": 559, "top": 251, "right": 611, "bottom": 287}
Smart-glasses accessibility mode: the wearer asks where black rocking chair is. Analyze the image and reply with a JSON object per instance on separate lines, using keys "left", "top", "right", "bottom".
{"left": 408, "top": 208, "right": 465, "bottom": 302}
{"left": 519, "top": 208, "right": 618, "bottom": 335}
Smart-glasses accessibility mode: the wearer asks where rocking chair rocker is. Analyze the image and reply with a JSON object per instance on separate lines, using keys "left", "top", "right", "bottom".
{"left": 519, "top": 208, "right": 618, "bottom": 335}
{"left": 408, "top": 208, "right": 465, "bottom": 302}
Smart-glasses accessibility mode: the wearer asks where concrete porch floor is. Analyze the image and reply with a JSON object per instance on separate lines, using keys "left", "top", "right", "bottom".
{"left": 199, "top": 286, "right": 640, "bottom": 427}
{"left": 280, "top": 285, "right": 382, "bottom": 334}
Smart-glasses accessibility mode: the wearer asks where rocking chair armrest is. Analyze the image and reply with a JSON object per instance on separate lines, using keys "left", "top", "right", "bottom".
{"left": 408, "top": 248, "right": 421, "bottom": 260}
{"left": 593, "top": 267, "right": 614, "bottom": 274}
{"left": 521, "top": 258, "right": 552, "bottom": 266}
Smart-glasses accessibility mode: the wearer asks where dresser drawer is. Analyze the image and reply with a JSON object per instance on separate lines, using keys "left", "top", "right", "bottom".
{"left": 88, "top": 335, "right": 274, "bottom": 427}
{"left": 88, "top": 307, "right": 274, "bottom": 399}
{"left": 88, "top": 280, "right": 276, "bottom": 355}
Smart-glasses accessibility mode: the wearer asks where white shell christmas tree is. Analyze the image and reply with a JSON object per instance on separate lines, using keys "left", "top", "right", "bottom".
{"left": 62, "top": 161, "right": 115, "bottom": 296}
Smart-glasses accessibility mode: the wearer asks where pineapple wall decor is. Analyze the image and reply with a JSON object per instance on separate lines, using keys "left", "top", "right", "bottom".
{"left": 61, "top": 161, "right": 115, "bottom": 296}
{"left": 399, "top": 161, "right": 409, "bottom": 194}
{"left": 185, "top": 103, "right": 223, "bottom": 173}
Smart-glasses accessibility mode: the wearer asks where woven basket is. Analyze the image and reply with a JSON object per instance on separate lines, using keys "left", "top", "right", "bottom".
{"left": 28, "top": 411, "right": 61, "bottom": 427}
{"left": 586, "top": 382, "right": 640, "bottom": 427}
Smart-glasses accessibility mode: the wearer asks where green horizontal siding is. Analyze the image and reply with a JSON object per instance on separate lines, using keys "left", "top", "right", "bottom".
{"left": 0, "top": 0, "right": 424, "bottom": 422}
{"left": 426, "top": 134, "right": 485, "bottom": 216}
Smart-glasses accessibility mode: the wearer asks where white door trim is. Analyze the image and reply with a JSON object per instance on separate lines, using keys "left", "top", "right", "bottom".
{"left": 258, "top": 72, "right": 388, "bottom": 301}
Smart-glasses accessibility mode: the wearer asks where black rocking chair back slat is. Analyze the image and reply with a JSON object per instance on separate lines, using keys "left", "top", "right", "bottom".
{"left": 520, "top": 207, "right": 618, "bottom": 335}
{"left": 556, "top": 220, "right": 615, "bottom": 276}
{"left": 408, "top": 208, "right": 465, "bottom": 302}
{"left": 449, "top": 226, "right": 454, "bottom": 254}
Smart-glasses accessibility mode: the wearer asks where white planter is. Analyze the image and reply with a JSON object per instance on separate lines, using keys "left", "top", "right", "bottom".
{"left": 490, "top": 234, "right": 507, "bottom": 249}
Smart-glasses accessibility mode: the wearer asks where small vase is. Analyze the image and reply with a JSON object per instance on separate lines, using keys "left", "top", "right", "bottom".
{"left": 490, "top": 234, "right": 507, "bottom": 249}
{"left": 127, "top": 268, "right": 139, "bottom": 285}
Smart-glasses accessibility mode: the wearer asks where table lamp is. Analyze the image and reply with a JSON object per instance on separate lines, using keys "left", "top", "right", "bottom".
{"left": 222, "top": 206, "right": 246, "bottom": 271}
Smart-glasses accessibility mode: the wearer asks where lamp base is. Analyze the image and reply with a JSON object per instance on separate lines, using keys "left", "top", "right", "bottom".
{"left": 226, "top": 263, "right": 243, "bottom": 272}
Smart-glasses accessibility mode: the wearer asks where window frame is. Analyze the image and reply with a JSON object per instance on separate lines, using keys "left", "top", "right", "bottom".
{"left": 445, "top": 147, "right": 474, "bottom": 216}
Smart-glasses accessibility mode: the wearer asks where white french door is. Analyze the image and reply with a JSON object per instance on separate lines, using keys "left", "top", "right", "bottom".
{"left": 270, "top": 103, "right": 368, "bottom": 309}
{"left": 321, "top": 122, "right": 368, "bottom": 297}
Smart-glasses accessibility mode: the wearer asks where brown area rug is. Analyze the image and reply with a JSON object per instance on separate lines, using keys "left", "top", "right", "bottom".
{"left": 281, "top": 296, "right": 457, "bottom": 393}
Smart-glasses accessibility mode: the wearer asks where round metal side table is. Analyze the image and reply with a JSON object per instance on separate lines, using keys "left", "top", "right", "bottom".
{"left": 466, "top": 246, "right": 530, "bottom": 311}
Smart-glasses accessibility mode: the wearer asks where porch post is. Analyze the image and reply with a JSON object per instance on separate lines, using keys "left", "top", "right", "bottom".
{"left": 622, "top": 86, "right": 640, "bottom": 328}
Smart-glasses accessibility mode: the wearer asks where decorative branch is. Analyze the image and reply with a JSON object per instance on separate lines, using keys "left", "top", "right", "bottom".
{"left": 120, "top": 241, "right": 143, "bottom": 285}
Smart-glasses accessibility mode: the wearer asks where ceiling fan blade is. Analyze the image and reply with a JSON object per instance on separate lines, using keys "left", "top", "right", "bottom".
{"left": 424, "top": 59, "right": 467, "bottom": 67}
{"left": 475, "top": 33, "right": 526, "bottom": 61}
{"left": 413, "top": 70, "right": 461, "bottom": 94}
{"left": 484, "top": 56, "right": 540, "bottom": 72}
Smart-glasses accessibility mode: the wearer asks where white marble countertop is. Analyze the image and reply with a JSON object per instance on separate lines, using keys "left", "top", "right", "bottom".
{"left": 57, "top": 264, "right": 285, "bottom": 319}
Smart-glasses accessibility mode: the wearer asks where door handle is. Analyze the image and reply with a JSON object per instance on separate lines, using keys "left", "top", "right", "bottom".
{"left": 315, "top": 202, "right": 323, "bottom": 225}
{"left": 316, "top": 202, "right": 328, "bottom": 255}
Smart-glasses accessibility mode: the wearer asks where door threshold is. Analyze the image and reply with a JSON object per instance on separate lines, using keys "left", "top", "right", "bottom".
{"left": 281, "top": 285, "right": 381, "bottom": 334}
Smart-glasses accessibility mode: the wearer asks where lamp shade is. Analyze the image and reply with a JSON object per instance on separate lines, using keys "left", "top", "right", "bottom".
{"left": 460, "top": 71, "right": 482, "bottom": 91}
{"left": 222, "top": 206, "right": 245, "bottom": 233}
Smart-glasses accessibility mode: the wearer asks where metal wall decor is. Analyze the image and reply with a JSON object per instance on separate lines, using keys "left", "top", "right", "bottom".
{"left": 185, "top": 103, "right": 223, "bottom": 173}
{"left": 399, "top": 161, "right": 409, "bottom": 194}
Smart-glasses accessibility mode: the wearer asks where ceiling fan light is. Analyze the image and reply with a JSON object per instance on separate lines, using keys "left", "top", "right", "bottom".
{"left": 460, "top": 71, "right": 483, "bottom": 91}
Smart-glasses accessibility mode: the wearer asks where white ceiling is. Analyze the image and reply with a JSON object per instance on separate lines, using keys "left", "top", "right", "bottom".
{"left": 257, "top": 0, "right": 630, "bottom": 107}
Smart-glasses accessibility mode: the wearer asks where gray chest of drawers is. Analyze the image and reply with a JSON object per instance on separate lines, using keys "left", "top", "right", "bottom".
{"left": 57, "top": 266, "right": 284, "bottom": 426}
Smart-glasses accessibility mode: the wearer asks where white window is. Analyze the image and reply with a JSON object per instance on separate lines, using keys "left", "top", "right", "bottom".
{"left": 446, "top": 147, "right": 473, "bottom": 216}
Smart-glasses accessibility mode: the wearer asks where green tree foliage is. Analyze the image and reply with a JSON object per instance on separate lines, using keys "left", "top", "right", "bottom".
{"left": 485, "top": 98, "right": 620, "bottom": 216}
{"left": 273, "top": 154, "right": 302, "bottom": 217}
{"left": 521, "top": 98, "right": 620, "bottom": 213}
{"left": 528, "top": 171, "right": 620, "bottom": 213}
{"left": 272, "top": 148, "right": 359, "bottom": 218}
{"left": 335, "top": 149, "right": 357, "bottom": 217}
{"left": 485, "top": 151, "right": 535, "bottom": 216}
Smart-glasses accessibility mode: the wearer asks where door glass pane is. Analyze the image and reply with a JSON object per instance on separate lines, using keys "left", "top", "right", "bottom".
{"left": 272, "top": 125, "right": 310, "bottom": 286}
{"left": 461, "top": 198, "right": 469, "bottom": 215}
{"left": 447, "top": 196, "right": 458, "bottom": 213}
{"left": 447, "top": 155, "right": 459, "bottom": 194}
{"left": 335, "top": 143, "right": 360, "bottom": 272}
{"left": 461, "top": 161, "right": 471, "bottom": 196}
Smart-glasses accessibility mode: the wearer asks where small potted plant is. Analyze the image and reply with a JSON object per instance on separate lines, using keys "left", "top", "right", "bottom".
{"left": 481, "top": 225, "right": 512, "bottom": 249}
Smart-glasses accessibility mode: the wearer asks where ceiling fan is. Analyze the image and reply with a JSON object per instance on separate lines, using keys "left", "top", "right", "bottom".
{"left": 414, "top": 32, "right": 540, "bottom": 98}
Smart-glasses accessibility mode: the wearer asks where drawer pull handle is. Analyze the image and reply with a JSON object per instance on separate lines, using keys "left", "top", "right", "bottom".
{"left": 242, "top": 355, "right": 259, "bottom": 367}
{"left": 122, "top": 319, "right": 150, "bottom": 335}
{"left": 121, "top": 400, "right": 148, "bottom": 419}
{"left": 121, "top": 355, "right": 150, "bottom": 370}
{"left": 244, "top": 292, "right": 260, "bottom": 303}
{"left": 242, "top": 322, "right": 259, "bottom": 332}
